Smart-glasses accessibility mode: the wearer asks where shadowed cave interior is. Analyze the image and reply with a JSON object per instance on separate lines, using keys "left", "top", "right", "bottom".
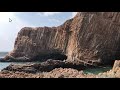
{"left": 33, "top": 52, "right": 68, "bottom": 62}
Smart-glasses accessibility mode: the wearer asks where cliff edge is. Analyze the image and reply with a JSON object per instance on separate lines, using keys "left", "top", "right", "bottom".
{"left": 4, "top": 12, "right": 120, "bottom": 66}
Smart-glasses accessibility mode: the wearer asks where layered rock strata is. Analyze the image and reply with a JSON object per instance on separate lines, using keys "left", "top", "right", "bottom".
{"left": 4, "top": 12, "right": 120, "bottom": 65}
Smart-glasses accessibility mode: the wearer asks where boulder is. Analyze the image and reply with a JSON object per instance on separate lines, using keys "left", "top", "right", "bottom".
{"left": 113, "top": 60, "right": 120, "bottom": 69}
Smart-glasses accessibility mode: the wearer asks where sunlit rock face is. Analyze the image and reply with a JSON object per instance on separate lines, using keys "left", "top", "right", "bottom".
{"left": 4, "top": 12, "right": 120, "bottom": 65}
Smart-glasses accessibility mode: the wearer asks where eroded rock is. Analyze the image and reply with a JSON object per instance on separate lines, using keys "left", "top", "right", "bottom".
{"left": 2, "top": 59, "right": 94, "bottom": 73}
{"left": 113, "top": 60, "right": 120, "bottom": 69}
{"left": 4, "top": 12, "right": 120, "bottom": 65}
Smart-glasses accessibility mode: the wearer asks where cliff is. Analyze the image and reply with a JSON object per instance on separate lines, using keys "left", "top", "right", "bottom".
{"left": 4, "top": 12, "right": 120, "bottom": 66}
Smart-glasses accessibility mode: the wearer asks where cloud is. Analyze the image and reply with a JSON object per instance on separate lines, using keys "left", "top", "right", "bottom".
{"left": 38, "top": 12, "right": 61, "bottom": 16}
{"left": 0, "top": 12, "right": 34, "bottom": 51}
{"left": 71, "top": 12, "right": 77, "bottom": 18}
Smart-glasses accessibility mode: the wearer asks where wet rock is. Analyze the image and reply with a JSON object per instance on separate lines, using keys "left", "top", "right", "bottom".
{"left": 2, "top": 64, "right": 37, "bottom": 73}
{"left": 0, "top": 58, "right": 4, "bottom": 61}
{"left": 2, "top": 59, "right": 89, "bottom": 73}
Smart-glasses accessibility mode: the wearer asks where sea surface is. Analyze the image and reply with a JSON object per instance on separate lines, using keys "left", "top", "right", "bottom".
{"left": 83, "top": 66, "right": 112, "bottom": 75}
{"left": 0, "top": 52, "right": 112, "bottom": 74}
{"left": 0, "top": 52, "right": 40, "bottom": 71}
{"left": 0, "top": 52, "right": 8, "bottom": 58}
{"left": 0, "top": 52, "right": 11, "bottom": 71}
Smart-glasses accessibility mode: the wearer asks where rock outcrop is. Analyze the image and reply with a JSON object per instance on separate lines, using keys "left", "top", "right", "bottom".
{"left": 2, "top": 59, "right": 90, "bottom": 73}
{"left": 112, "top": 60, "right": 120, "bottom": 69}
{"left": 0, "top": 68, "right": 96, "bottom": 78}
{"left": 97, "top": 60, "right": 120, "bottom": 78}
{"left": 4, "top": 12, "right": 120, "bottom": 65}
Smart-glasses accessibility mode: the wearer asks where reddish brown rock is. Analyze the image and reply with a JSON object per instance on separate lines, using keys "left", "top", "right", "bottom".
{"left": 0, "top": 68, "right": 96, "bottom": 78}
{"left": 113, "top": 60, "right": 120, "bottom": 69}
{"left": 4, "top": 12, "right": 120, "bottom": 65}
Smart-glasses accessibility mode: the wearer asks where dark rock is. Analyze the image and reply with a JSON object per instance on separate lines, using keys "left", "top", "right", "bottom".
{"left": 32, "top": 53, "right": 67, "bottom": 62}
{"left": 0, "top": 58, "right": 4, "bottom": 61}
{"left": 2, "top": 64, "right": 37, "bottom": 73}
{"left": 2, "top": 59, "right": 93, "bottom": 73}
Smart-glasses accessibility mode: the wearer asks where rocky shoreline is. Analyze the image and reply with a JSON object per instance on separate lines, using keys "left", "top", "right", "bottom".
{"left": 0, "top": 66, "right": 119, "bottom": 78}
{"left": 0, "top": 68, "right": 96, "bottom": 78}
{"left": 0, "top": 59, "right": 95, "bottom": 73}
{"left": 1, "top": 12, "right": 120, "bottom": 78}
{"left": 5, "top": 12, "right": 120, "bottom": 65}
{"left": 0, "top": 60, "right": 119, "bottom": 78}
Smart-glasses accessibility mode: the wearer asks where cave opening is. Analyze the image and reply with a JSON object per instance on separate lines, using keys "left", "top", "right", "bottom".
{"left": 101, "top": 57, "right": 117, "bottom": 67}
{"left": 33, "top": 52, "right": 67, "bottom": 62}
{"left": 100, "top": 49, "right": 120, "bottom": 67}
{"left": 111, "top": 39, "right": 120, "bottom": 66}
{"left": 112, "top": 51, "right": 120, "bottom": 66}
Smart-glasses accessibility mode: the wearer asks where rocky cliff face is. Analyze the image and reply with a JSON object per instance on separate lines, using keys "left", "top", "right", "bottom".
{"left": 5, "top": 12, "right": 120, "bottom": 65}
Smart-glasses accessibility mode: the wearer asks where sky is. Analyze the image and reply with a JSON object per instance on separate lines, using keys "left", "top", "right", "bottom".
{"left": 0, "top": 12, "right": 77, "bottom": 52}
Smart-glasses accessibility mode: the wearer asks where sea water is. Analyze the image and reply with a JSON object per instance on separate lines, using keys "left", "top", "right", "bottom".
{"left": 0, "top": 52, "right": 11, "bottom": 71}
{"left": 0, "top": 52, "right": 41, "bottom": 71}
{"left": 0, "top": 52, "right": 8, "bottom": 58}
{"left": 83, "top": 66, "right": 112, "bottom": 75}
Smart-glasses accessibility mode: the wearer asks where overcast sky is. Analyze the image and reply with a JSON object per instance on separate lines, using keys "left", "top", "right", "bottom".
{"left": 0, "top": 12, "right": 77, "bottom": 52}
